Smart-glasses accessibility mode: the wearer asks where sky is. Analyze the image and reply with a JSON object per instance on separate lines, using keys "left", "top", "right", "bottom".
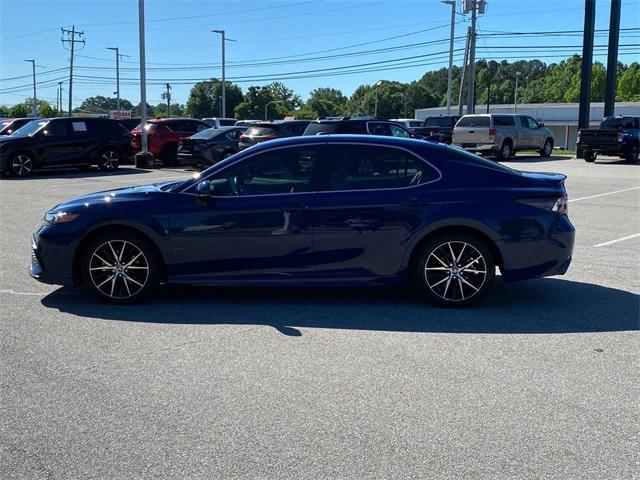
{"left": 1, "top": 0, "right": 639, "bottom": 110}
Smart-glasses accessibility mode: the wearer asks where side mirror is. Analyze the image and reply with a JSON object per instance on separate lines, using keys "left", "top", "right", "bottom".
{"left": 195, "top": 180, "right": 212, "bottom": 206}
{"left": 538, "top": 122, "right": 545, "bottom": 128}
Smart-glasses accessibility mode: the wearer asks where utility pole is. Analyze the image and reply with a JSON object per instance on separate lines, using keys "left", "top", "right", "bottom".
{"left": 578, "top": 0, "right": 596, "bottom": 130}
{"left": 58, "top": 81, "right": 63, "bottom": 113}
{"left": 61, "top": 26, "right": 85, "bottom": 116}
{"left": 163, "top": 83, "right": 172, "bottom": 117}
{"left": 604, "top": 0, "right": 621, "bottom": 117}
{"left": 212, "top": 30, "right": 236, "bottom": 118}
{"left": 513, "top": 71, "right": 521, "bottom": 113}
{"left": 138, "top": 0, "right": 148, "bottom": 155}
{"left": 466, "top": 2, "right": 477, "bottom": 114}
{"left": 106, "top": 47, "right": 129, "bottom": 113}
{"left": 457, "top": 27, "right": 471, "bottom": 116}
{"left": 442, "top": 0, "right": 456, "bottom": 115}
{"left": 486, "top": 72, "right": 491, "bottom": 114}
{"left": 24, "top": 59, "right": 37, "bottom": 116}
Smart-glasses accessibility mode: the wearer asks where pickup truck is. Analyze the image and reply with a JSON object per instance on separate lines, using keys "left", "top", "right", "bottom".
{"left": 576, "top": 116, "right": 639, "bottom": 163}
{"left": 411, "top": 115, "right": 460, "bottom": 144}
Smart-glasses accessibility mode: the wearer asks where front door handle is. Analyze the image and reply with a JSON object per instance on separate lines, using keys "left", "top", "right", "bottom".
{"left": 402, "top": 197, "right": 429, "bottom": 207}
{"left": 285, "top": 203, "right": 309, "bottom": 212}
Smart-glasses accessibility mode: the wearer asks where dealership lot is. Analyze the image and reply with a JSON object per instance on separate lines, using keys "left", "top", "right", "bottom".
{"left": 1, "top": 154, "right": 638, "bottom": 479}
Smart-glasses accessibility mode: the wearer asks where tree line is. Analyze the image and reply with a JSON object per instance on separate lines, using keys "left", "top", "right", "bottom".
{"left": 2, "top": 56, "right": 638, "bottom": 120}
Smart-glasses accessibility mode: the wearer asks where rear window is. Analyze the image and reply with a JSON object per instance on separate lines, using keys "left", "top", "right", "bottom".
{"left": 601, "top": 117, "right": 637, "bottom": 129}
{"left": 493, "top": 115, "right": 516, "bottom": 126}
{"left": 303, "top": 122, "right": 367, "bottom": 135}
{"left": 245, "top": 125, "right": 279, "bottom": 136}
{"left": 457, "top": 116, "right": 490, "bottom": 127}
{"left": 190, "top": 128, "right": 217, "bottom": 140}
{"left": 424, "top": 117, "right": 456, "bottom": 127}
{"left": 219, "top": 119, "right": 237, "bottom": 126}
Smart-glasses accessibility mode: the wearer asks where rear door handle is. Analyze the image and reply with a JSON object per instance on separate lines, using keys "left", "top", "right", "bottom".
{"left": 468, "top": 130, "right": 475, "bottom": 133}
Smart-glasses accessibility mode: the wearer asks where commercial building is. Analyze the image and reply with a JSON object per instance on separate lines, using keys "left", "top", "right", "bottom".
{"left": 415, "top": 102, "right": 640, "bottom": 150}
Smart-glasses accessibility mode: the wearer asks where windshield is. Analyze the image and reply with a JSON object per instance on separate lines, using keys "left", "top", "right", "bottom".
{"left": 424, "top": 117, "right": 456, "bottom": 127}
{"left": 11, "top": 119, "right": 47, "bottom": 137}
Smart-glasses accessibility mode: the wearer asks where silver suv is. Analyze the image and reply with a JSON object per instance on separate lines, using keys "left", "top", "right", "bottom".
{"left": 453, "top": 114, "right": 554, "bottom": 160}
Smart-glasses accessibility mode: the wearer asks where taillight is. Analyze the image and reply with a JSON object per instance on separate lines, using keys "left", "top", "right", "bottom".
{"left": 617, "top": 131, "right": 623, "bottom": 142}
{"left": 489, "top": 128, "right": 497, "bottom": 137}
{"left": 576, "top": 131, "right": 581, "bottom": 143}
{"left": 239, "top": 135, "right": 249, "bottom": 142}
{"left": 517, "top": 195, "right": 568, "bottom": 214}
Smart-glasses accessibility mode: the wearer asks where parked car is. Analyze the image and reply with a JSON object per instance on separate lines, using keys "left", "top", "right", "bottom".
{"left": 0, "top": 117, "right": 38, "bottom": 136}
{"left": 131, "top": 118, "right": 209, "bottom": 164}
{"left": 235, "top": 119, "right": 261, "bottom": 127}
{"left": 202, "top": 117, "right": 237, "bottom": 128}
{"left": 303, "top": 117, "right": 413, "bottom": 138}
{"left": 238, "top": 120, "right": 311, "bottom": 150}
{"left": 412, "top": 115, "right": 461, "bottom": 144}
{"left": 0, "top": 117, "right": 132, "bottom": 177}
{"left": 30, "top": 135, "right": 574, "bottom": 306}
{"left": 453, "top": 114, "right": 554, "bottom": 160}
{"left": 391, "top": 118, "right": 425, "bottom": 129}
{"left": 177, "top": 126, "right": 246, "bottom": 169}
{"left": 576, "top": 116, "right": 639, "bottom": 163}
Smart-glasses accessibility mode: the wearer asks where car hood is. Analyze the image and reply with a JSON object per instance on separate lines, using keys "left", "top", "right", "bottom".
{"left": 50, "top": 182, "right": 176, "bottom": 211}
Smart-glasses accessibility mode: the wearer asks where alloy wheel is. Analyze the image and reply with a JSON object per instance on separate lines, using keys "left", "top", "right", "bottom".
{"left": 89, "top": 240, "right": 149, "bottom": 299}
{"left": 11, "top": 154, "right": 33, "bottom": 176}
{"left": 424, "top": 241, "right": 487, "bottom": 303}
{"left": 543, "top": 140, "right": 552, "bottom": 156}
{"left": 100, "top": 150, "right": 119, "bottom": 170}
{"left": 501, "top": 143, "right": 511, "bottom": 159}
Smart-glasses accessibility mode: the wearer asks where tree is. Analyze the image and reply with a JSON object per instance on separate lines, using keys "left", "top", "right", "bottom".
{"left": 234, "top": 82, "right": 301, "bottom": 120}
{"left": 75, "top": 95, "right": 134, "bottom": 114}
{"left": 306, "top": 88, "right": 347, "bottom": 118}
{"left": 564, "top": 61, "right": 606, "bottom": 102}
{"left": 8, "top": 104, "right": 29, "bottom": 117}
{"left": 617, "top": 62, "right": 640, "bottom": 101}
{"left": 154, "top": 102, "right": 185, "bottom": 118}
{"left": 185, "top": 79, "right": 243, "bottom": 118}
{"left": 345, "top": 84, "right": 373, "bottom": 115}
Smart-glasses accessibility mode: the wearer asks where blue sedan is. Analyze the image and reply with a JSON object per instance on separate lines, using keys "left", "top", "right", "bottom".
{"left": 30, "top": 135, "right": 575, "bottom": 306}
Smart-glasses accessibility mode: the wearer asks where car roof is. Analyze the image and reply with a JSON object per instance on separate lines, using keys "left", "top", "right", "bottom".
{"left": 151, "top": 117, "right": 204, "bottom": 123}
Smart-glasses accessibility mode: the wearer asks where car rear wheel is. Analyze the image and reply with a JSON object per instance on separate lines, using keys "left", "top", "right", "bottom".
{"left": 584, "top": 151, "right": 596, "bottom": 163}
{"left": 416, "top": 234, "right": 495, "bottom": 306}
{"left": 540, "top": 138, "right": 553, "bottom": 157}
{"left": 496, "top": 141, "right": 512, "bottom": 160}
{"left": 98, "top": 147, "right": 121, "bottom": 171}
{"left": 10, "top": 152, "right": 35, "bottom": 177}
{"left": 83, "top": 231, "right": 161, "bottom": 303}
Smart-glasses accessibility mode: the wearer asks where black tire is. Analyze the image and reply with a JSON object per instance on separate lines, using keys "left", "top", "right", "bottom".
{"left": 584, "top": 151, "right": 596, "bottom": 163}
{"left": 9, "top": 151, "right": 35, "bottom": 177}
{"left": 416, "top": 233, "right": 495, "bottom": 307}
{"left": 627, "top": 143, "right": 639, "bottom": 164}
{"left": 539, "top": 138, "right": 553, "bottom": 157}
{"left": 496, "top": 140, "right": 512, "bottom": 161}
{"left": 97, "top": 147, "right": 121, "bottom": 171}
{"left": 82, "top": 231, "right": 161, "bottom": 304}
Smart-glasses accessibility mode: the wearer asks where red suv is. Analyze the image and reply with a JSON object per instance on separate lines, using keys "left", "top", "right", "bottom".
{"left": 131, "top": 118, "right": 209, "bottom": 164}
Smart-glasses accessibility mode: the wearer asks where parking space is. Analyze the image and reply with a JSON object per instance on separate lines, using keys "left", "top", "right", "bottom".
{"left": 1, "top": 155, "right": 638, "bottom": 479}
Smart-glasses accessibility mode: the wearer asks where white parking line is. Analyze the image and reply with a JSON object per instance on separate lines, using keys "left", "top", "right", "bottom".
{"left": 571, "top": 186, "right": 640, "bottom": 202}
{"left": 594, "top": 233, "right": 640, "bottom": 248}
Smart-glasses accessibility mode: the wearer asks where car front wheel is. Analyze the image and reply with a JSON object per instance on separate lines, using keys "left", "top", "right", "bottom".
{"left": 10, "top": 152, "right": 35, "bottom": 177}
{"left": 540, "top": 139, "right": 553, "bottom": 157}
{"left": 83, "top": 231, "right": 161, "bottom": 303}
{"left": 416, "top": 234, "right": 495, "bottom": 306}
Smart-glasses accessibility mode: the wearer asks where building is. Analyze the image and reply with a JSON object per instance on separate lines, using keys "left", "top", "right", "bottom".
{"left": 415, "top": 102, "right": 640, "bottom": 150}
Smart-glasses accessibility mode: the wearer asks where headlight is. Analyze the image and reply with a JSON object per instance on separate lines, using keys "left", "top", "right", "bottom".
{"left": 43, "top": 211, "right": 79, "bottom": 225}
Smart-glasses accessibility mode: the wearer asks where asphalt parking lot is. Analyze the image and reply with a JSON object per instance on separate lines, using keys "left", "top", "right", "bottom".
{"left": 1, "top": 153, "right": 638, "bottom": 479}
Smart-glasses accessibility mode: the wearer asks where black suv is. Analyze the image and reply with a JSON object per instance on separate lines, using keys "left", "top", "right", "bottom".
{"left": 0, "top": 118, "right": 39, "bottom": 136}
{"left": 238, "top": 120, "right": 311, "bottom": 150}
{"left": 412, "top": 115, "right": 461, "bottom": 144}
{"left": 303, "top": 117, "right": 413, "bottom": 138}
{"left": 0, "top": 117, "right": 133, "bottom": 177}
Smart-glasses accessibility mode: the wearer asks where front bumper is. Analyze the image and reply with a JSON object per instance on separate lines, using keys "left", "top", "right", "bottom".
{"left": 29, "top": 231, "right": 75, "bottom": 286}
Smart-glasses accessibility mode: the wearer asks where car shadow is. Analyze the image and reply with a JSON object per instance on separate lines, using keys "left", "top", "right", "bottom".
{"left": 41, "top": 278, "right": 639, "bottom": 336}
{"left": 508, "top": 153, "right": 573, "bottom": 163}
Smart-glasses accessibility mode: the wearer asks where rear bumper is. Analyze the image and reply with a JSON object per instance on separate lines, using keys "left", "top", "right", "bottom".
{"left": 576, "top": 143, "right": 626, "bottom": 158}
{"left": 454, "top": 143, "right": 497, "bottom": 153}
{"left": 497, "top": 214, "right": 575, "bottom": 282}
{"left": 177, "top": 152, "right": 205, "bottom": 166}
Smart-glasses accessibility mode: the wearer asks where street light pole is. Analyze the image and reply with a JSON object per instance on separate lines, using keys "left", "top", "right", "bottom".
{"left": 106, "top": 47, "right": 120, "bottom": 112}
{"left": 513, "top": 71, "right": 521, "bottom": 114}
{"left": 373, "top": 80, "right": 383, "bottom": 117}
{"left": 212, "top": 30, "right": 236, "bottom": 118}
{"left": 138, "top": 0, "right": 148, "bottom": 155}
{"left": 265, "top": 100, "right": 284, "bottom": 120}
{"left": 442, "top": 0, "right": 456, "bottom": 116}
{"left": 24, "top": 59, "right": 37, "bottom": 116}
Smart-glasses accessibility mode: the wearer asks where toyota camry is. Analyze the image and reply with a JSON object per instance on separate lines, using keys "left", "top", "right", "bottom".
{"left": 30, "top": 135, "right": 575, "bottom": 306}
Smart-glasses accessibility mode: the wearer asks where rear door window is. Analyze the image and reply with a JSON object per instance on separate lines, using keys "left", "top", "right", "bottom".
{"left": 367, "top": 122, "right": 391, "bottom": 136}
{"left": 45, "top": 119, "right": 69, "bottom": 137}
{"left": 493, "top": 116, "right": 515, "bottom": 126}
{"left": 324, "top": 144, "right": 439, "bottom": 191}
{"left": 456, "top": 116, "right": 490, "bottom": 127}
